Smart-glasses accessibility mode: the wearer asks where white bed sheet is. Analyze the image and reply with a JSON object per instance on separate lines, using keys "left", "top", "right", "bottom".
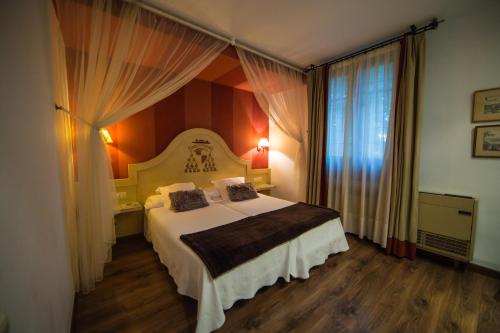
{"left": 222, "top": 193, "right": 295, "bottom": 215}
{"left": 148, "top": 195, "right": 349, "bottom": 333}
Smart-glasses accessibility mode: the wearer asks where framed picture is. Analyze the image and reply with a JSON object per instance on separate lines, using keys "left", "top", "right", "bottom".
{"left": 473, "top": 125, "right": 500, "bottom": 158}
{"left": 472, "top": 87, "right": 500, "bottom": 122}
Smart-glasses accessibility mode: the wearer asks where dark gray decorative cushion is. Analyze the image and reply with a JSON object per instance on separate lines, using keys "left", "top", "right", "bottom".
{"left": 169, "top": 189, "right": 209, "bottom": 212}
{"left": 226, "top": 182, "right": 258, "bottom": 202}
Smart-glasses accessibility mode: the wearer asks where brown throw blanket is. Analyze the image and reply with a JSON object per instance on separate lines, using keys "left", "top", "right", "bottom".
{"left": 180, "top": 202, "right": 340, "bottom": 278}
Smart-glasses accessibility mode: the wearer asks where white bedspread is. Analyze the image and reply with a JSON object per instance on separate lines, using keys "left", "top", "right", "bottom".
{"left": 222, "top": 194, "right": 294, "bottom": 215}
{"left": 148, "top": 195, "right": 349, "bottom": 333}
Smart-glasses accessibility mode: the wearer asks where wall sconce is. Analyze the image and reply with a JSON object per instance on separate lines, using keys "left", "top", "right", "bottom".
{"left": 257, "top": 138, "right": 270, "bottom": 152}
{"left": 99, "top": 128, "right": 113, "bottom": 144}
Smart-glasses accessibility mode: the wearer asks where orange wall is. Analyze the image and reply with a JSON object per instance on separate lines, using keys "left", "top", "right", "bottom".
{"left": 106, "top": 79, "right": 269, "bottom": 179}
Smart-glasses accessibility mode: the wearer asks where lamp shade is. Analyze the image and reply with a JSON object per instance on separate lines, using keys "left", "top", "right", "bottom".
{"left": 100, "top": 128, "right": 113, "bottom": 143}
{"left": 257, "top": 138, "right": 270, "bottom": 151}
{"left": 258, "top": 138, "right": 270, "bottom": 148}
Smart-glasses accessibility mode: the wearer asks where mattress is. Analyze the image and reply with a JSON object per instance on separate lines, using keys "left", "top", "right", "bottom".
{"left": 148, "top": 195, "right": 349, "bottom": 333}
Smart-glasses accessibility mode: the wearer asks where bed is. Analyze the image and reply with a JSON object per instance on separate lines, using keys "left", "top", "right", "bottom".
{"left": 115, "top": 128, "right": 349, "bottom": 333}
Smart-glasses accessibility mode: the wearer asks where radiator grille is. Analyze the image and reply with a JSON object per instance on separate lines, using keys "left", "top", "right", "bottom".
{"left": 418, "top": 230, "right": 469, "bottom": 257}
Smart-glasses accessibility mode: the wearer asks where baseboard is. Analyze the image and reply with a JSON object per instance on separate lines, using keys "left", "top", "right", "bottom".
{"left": 468, "top": 263, "right": 500, "bottom": 280}
{"left": 417, "top": 249, "right": 500, "bottom": 280}
{"left": 116, "top": 233, "right": 145, "bottom": 242}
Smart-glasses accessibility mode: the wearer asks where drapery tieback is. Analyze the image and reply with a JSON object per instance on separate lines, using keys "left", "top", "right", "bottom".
{"left": 55, "top": 104, "right": 96, "bottom": 128}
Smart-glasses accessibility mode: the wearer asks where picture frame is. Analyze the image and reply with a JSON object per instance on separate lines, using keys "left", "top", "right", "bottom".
{"left": 473, "top": 125, "right": 500, "bottom": 158}
{"left": 472, "top": 87, "right": 500, "bottom": 122}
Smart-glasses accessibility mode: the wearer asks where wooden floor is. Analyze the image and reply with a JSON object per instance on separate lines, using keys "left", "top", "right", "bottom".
{"left": 73, "top": 235, "right": 500, "bottom": 333}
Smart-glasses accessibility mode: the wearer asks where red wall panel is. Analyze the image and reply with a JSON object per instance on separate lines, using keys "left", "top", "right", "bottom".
{"left": 154, "top": 88, "right": 185, "bottom": 155}
{"left": 116, "top": 108, "right": 156, "bottom": 179}
{"left": 233, "top": 89, "right": 254, "bottom": 162}
{"left": 185, "top": 79, "right": 212, "bottom": 128}
{"left": 106, "top": 79, "right": 268, "bottom": 178}
{"left": 252, "top": 95, "right": 269, "bottom": 169}
{"left": 211, "top": 83, "right": 234, "bottom": 148}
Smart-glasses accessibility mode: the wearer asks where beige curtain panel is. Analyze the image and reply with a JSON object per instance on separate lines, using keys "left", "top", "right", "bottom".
{"left": 51, "top": 0, "right": 228, "bottom": 293}
{"left": 326, "top": 43, "right": 400, "bottom": 246}
{"left": 237, "top": 48, "right": 308, "bottom": 198}
{"left": 306, "top": 67, "right": 325, "bottom": 205}
{"left": 386, "top": 34, "right": 426, "bottom": 259}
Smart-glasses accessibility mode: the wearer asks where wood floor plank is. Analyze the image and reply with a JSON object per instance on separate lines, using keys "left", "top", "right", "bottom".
{"left": 73, "top": 235, "right": 500, "bottom": 333}
{"left": 477, "top": 276, "right": 500, "bottom": 333}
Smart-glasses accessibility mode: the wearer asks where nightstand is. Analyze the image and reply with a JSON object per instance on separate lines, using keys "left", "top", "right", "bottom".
{"left": 254, "top": 183, "right": 276, "bottom": 196}
{"left": 114, "top": 202, "right": 143, "bottom": 238}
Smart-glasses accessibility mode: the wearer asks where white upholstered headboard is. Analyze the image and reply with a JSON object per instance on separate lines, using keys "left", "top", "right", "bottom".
{"left": 114, "top": 128, "right": 270, "bottom": 203}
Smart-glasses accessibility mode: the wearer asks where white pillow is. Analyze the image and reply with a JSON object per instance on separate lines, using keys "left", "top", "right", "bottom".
{"left": 211, "top": 177, "right": 245, "bottom": 201}
{"left": 144, "top": 194, "right": 164, "bottom": 211}
{"left": 155, "top": 182, "right": 196, "bottom": 195}
{"left": 155, "top": 182, "right": 196, "bottom": 208}
{"left": 202, "top": 187, "right": 223, "bottom": 203}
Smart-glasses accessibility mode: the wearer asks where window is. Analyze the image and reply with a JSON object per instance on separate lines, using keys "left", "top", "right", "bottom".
{"left": 326, "top": 52, "right": 397, "bottom": 170}
{"left": 325, "top": 44, "right": 400, "bottom": 243}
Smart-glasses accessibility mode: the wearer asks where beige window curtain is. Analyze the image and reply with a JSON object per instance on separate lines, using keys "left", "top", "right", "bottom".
{"left": 51, "top": 0, "right": 228, "bottom": 293}
{"left": 326, "top": 43, "right": 400, "bottom": 246}
{"left": 306, "top": 67, "right": 326, "bottom": 205}
{"left": 237, "top": 48, "right": 308, "bottom": 199}
{"left": 386, "top": 34, "right": 425, "bottom": 259}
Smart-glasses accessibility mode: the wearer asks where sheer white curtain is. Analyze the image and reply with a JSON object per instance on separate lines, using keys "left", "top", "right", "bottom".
{"left": 326, "top": 43, "right": 400, "bottom": 245}
{"left": 236, "top": 48, "right": 308, "bottom": 200}
{"left": 50, "top": 3, "right": 80, "bottom": 290}
{"left": 51, "top": 0, "right": 227, "bottom": 293}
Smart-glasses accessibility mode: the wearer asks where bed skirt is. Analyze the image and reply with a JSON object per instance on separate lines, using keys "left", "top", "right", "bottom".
{"left": 151, "top": 217, "right": 349, "bottom": 333}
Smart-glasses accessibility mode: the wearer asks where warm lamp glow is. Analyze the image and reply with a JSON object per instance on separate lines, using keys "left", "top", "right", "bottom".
{"left": 100, "top": 129, "right": 113, "bottom": 144}
{"left": 257, "top": 138, "right": 270, "bottom": 152}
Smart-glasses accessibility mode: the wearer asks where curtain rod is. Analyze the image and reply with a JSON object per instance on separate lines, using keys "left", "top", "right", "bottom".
{"left": 124, "top": 0, "right": 305, "bottom": 73}
{"left": 307, "top": 18, "right": 444, "bottom": 72}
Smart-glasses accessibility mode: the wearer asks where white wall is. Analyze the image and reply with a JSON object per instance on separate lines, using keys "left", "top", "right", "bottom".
{"left": 0, "top": 1, "right": 74, "bottom": 332}
{"left": 420, "top": 0, "right": 500, "bottom": 271}
{"left": 269, "top": 121, "right": 305, "bottom": 202}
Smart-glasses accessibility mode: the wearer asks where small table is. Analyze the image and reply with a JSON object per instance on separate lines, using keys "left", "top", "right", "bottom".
{"left": 115, "top": 201, "right": 142, "bottom": 214}
{"left": 114, "top": 202, "right": 143, "bottom": 238}
{"left": 254, "top": 183, "right": 276, "bottom": 195}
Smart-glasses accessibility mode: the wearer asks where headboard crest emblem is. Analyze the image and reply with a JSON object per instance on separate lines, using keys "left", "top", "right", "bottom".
{"left": 184, "top": 139, "right": 217, "bottom": 173}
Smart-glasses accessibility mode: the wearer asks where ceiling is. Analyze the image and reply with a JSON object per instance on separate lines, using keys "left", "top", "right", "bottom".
{"left": 144, "top": 0, "right": 477, "bottom": 69}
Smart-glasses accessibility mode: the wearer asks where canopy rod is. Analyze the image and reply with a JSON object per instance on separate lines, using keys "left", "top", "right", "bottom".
{"left": 307, "top": 18, "right": 444, "bottom": 72}
{"left": 124, "top": 0, "right": 305, "bottom": 73}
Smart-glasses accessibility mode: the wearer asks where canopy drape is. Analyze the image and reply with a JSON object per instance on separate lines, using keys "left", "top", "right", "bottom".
{"left": 51, "top": 0, "right": 228, "bottom": 293}
{"left": 236, "top": 48, "right": 308, "bottom": 199}
{"left": 50, "top": 3, "right": 80, "bottom": 290}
